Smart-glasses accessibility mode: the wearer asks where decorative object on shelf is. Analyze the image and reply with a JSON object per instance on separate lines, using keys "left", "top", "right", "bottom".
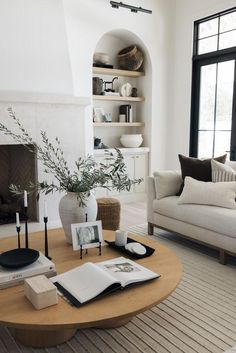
{"left": 131, "top": 87, "right": 138, "bottom": 97}
{"left": 94, "top": 137, "right": 102, "bottom": 148}
{"left": 119, "top": 104, "right": 132, "bottom": 122}
{"left": 104, "top": 113, "right": 112, "bottom": 122}
{"left": 103, "top": 76, "right": 118, "bottom": 93}
{"left": 119, "top": 114, "right": 126, "bottom": 123}
{"left": 93, "top": 77, "right": 104, "bottom": 95}
{"left": 0, "top": 108, "right": 142, "bottom": 244}
{"left": 120, "top": 82, "right": 132, "bottom": 97}
{"left": 117, "top": 45, "right": 143, "bottom": 71}
{"left": 120, "top": 134, "right": 143, "bottom": 148}
{"left": 93, "top": 63, "right": 114, "bottom": 69}
{"left": 93, "top": 52, "right": 109, "bottom": 65}
{"left": 110, "top": 1, "right": 152, "bottom": 14}
{"left": 93, "top": 107, "right": 105, "bottom": 122}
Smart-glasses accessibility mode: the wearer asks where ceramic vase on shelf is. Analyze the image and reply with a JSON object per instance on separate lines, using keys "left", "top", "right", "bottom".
{"left": 59, "top": 192, "right": 98, "bottom": 244}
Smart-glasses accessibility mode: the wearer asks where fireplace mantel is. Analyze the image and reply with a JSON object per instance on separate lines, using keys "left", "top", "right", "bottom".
{"left": 0, "top": 91, "right": 91, "bottom": 106}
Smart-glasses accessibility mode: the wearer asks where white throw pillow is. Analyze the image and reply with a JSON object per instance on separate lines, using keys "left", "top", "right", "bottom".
{"left": 153, "top": 170, "right": 182, "bottom": 200}
{"left": 178, "top": 176, "right": 236, "bottom": 209}
{"left": 211, "top": 159, "right": 236, "bottom": 182}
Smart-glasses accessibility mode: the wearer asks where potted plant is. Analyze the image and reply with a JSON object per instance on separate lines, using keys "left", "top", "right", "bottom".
{"left": 0, "top": 108, "right": 142, "bottom": 243}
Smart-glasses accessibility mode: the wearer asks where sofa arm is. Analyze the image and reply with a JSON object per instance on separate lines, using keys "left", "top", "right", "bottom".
{"left": 147, "top": 176, "right": 156, "bottom": 224}
{"left": 153, "top": 170, "right": 182, "bottom": 200}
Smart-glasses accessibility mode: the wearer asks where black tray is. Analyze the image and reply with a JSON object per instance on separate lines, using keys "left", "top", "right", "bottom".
{"left": 105, "top": 237, "right": 155, "bottom": 259}
{"left": 0, "top": 248, "right": 39, "bottom": 269}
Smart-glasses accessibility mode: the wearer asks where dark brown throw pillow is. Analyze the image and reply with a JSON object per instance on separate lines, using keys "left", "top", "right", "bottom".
{"left": 177, "top": 154, "right": 227, "bottom": 196}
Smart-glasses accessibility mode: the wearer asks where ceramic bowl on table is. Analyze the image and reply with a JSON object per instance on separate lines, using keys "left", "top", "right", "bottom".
{"left": 120, "top": 134, "right": 143, "bottom": 148}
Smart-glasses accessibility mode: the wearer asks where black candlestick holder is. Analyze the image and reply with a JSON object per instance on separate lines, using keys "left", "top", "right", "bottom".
{"left": 24, "top": 207, "right": 28, "bottom": 248}
{"left": 16, "top": 226, "right": 21, "bottom": 248}
{"left": 44, "top": 217, "right": 51, "bottom": 260}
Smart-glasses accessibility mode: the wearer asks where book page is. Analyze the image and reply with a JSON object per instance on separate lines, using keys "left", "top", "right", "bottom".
{"left": 96, "top": 257, "right": 160, "bottom": 287}
{"left": 51, "top": 262, "right": 120, "bottom": 303}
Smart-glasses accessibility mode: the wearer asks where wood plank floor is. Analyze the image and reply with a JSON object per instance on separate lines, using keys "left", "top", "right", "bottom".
{"left": 120, "top": 201, "right": 146, "bottom": 228}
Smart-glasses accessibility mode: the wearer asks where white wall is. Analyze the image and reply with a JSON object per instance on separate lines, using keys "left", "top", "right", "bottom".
{"left": 0, "top": 0, "right": 73, "bottom": 94}
{"left": 167, "top": 0, "right": 236, "bottom": 169}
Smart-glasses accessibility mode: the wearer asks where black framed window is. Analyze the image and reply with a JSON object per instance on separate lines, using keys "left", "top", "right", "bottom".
{"left": 190, "top": 7, "right": 236, "bottom": 160}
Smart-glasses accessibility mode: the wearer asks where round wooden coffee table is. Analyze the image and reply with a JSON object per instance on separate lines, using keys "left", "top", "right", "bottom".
{"left": 0, "top": 229, "right": 182, "bottom": 347}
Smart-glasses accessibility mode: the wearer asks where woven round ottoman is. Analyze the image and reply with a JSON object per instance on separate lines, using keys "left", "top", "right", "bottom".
{"left": 96, "top": 198, "right": 121, "bottom": 231}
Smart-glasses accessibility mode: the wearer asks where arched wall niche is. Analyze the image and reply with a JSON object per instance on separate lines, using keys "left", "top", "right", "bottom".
{"left": 93, "top": 29, "right": 152, "bottom": 161}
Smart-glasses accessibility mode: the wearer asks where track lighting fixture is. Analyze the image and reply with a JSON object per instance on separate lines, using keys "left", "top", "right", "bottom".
{"left": 110, "top": 1, "right": 152, "bottom": 14}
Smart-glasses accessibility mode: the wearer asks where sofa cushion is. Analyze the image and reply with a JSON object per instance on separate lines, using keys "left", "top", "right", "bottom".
{"left": 153, "top": 196, "right": 236, "bottom": 239}
{"left": 212, "top": 159, "right": 236, "bottom": 182}
{"left": 177, "top": 154, "right": 227, "bottom": 195}
{"left": 153, "top": 170, "right": 182, "bottom": 200}
{"left": 178, "top": 177, "right": 236, "bottom": 209}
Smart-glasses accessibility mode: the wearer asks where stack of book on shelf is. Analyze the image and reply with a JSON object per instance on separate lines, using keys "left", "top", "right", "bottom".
{"left": 50, "top": 257, "right": 160, "bottom": 306}
{"left": 0, "top": 253, "right": 56, "bottom": 289}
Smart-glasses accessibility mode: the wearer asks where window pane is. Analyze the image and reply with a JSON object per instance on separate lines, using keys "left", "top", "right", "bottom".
{"left": 214, "top": 131, "right": 231, "bottom": 157}
{"left": 198, "top": 131, "right": 214, "bottom": 158}
{"left": 220, "top": 12, "right": 236, "bottom": 33}
{"left": 198, "top": 36, "right": 218, "bottom": 54}
{"left": 215, "top": 60, "right": 235, "bottom": 130}
{"left": 199, "top": 18, "right": 218, "bottom": 39}
{"left": 199, "top": 64, "right": 216, "bottom": 130}
{"left": 219, "top": 30, "right": 236, "bottom": 50}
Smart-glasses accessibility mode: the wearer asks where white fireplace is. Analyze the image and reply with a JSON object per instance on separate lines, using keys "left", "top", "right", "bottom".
{"left": 0, "top": 91, "right": 91, "bottom": 236}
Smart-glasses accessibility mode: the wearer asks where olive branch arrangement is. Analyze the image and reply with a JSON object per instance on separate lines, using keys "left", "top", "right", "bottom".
{"left": 0, "top": 108, "right": 142, "bottom": 206}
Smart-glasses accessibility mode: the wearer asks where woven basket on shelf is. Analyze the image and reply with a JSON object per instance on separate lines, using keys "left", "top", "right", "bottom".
{"left": 117, "top": 45, "right": 143, "bottom": 71}
{"left": 96, "top": 198, "right": 121, "bottom": 231}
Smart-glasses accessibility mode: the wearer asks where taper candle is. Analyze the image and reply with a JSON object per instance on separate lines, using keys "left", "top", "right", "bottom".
{"left": 16, "top": 212, "right": 20, "bottom": 227}
{"left": 24, "top": 190, "right": 28, "bottom": 207}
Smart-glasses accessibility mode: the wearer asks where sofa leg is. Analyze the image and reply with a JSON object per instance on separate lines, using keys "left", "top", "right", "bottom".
{"left": 219, "top": 249, "right": 227, "bottom": 265}
{"left": 148, "top": 222, "right": 154, "bottom": 235}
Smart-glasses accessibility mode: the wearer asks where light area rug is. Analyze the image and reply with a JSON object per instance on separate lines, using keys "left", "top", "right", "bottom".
{"left": 0, "top": 224, "right": 236, "bottom": 353}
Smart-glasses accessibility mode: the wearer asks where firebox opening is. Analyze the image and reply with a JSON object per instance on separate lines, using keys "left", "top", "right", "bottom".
{"left": 0, "top": 144, "right": 38, "bottom": 225}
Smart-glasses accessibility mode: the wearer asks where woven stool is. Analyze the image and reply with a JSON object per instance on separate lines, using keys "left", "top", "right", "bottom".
{"left": 96, "top": 198, "right": 121, "bottom": 231}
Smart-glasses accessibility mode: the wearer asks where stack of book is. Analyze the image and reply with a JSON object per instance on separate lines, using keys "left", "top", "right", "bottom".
{"left": 0, "top": 253, "right": 56, "bottom": 289}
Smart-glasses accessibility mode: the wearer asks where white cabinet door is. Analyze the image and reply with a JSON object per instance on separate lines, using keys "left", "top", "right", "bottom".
{"left": 122, "top": 155, "right": 135, "bottom": 194}
{"left": 134, "top": 154, "right": 147, "bottom": 193}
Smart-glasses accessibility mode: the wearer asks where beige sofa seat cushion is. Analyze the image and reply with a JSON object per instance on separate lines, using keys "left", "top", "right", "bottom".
{"left": 153, "top": 196, "right": 236, "bottom": 239}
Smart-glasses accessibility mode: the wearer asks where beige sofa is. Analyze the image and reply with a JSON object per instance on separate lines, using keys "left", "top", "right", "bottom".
{"left": 147, "top": 164, "right": 236, "bottom": 264}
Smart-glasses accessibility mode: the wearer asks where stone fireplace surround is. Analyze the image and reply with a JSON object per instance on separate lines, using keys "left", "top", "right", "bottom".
{"left": 0, "top": 91, "right": 91, "bottom": 237}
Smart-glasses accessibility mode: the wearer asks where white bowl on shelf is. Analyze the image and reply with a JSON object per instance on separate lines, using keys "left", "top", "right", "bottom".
{"left": 93, "top": 52, "right": 109, "bottom": 64}
{"left": 120, "top": 134, "right": 143, "bottom": 148}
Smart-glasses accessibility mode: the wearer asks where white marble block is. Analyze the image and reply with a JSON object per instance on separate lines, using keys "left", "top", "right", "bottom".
{"left": 24, "top": 275, "right": 58, "bottom": 310}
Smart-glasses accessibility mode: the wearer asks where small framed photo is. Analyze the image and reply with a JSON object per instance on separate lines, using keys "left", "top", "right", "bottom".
{"left": 93, "top": 107, "right": 105, "bottom": 122}
{"left": 71, "top": 221, "right": 103, "bottom": 250}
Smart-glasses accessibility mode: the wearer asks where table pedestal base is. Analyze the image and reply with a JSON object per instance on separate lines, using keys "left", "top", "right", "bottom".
{"left": 11, "top": 317, "right": 132, "bottom": 347}
{"left": 14, "top": 327, "right": 77, "bottom": 348}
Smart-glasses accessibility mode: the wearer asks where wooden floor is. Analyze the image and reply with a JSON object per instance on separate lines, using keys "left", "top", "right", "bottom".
{"left": 120, "top": 201, "right": 146, "bottom": 228}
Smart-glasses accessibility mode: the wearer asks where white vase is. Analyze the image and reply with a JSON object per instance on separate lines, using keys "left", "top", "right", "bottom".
{"left": 59, "top": 192, "right": 98, "bottom": 244}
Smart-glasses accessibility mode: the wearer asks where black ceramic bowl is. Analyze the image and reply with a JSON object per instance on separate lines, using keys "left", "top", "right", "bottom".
{"left": 0, "top": 248, "right": 39, "bottom": 269}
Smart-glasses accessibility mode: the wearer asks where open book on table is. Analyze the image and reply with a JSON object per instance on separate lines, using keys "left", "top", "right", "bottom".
{"left": 50, "top": 257, "right": 160, "bottom": 306}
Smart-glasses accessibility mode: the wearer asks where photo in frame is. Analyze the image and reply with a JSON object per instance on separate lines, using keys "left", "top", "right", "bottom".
{"left": 71, "top": 221, "right": 103, "bottom": 250}
{"left": 93, "top": 107, "right": 105, "bottom": 122}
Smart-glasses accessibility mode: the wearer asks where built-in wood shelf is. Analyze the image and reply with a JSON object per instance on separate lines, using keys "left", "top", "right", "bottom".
{"left": 93, "top": 95, "right": 145, "bottom": 102}
{"left": 93, "top": 67, "right": 145, "bottom": 78}
{"left": 93, "top": 122, "right": 145, "bottom": 127}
